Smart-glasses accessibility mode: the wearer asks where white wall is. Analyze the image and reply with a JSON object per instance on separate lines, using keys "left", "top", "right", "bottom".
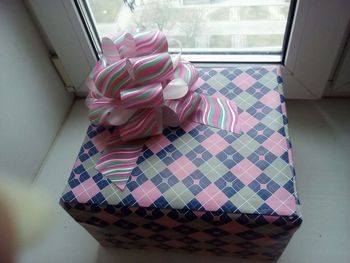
{"left": 0, "top": 0, "right": 73, "bottom": 184}
{"left": 28, "top": 0, "right": 97, "bottom": 92}
{"left": 330, "top": 35, "right": 350, "bottom": 96}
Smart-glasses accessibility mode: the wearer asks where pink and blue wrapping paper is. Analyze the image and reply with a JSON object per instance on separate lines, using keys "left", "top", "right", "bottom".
{"left": 86, "top": 30, "right": 241, "bottom": 190}
{"left": 61, "top": 66, "right": 302, "bottom": 261}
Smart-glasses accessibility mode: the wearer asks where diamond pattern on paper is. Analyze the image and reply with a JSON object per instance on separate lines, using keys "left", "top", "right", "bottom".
{"left": 232, "top": 72, "right": 257, "bottom": 90}
{"left": 182, "top": 170, "right": 211, "bottom": 195}
{"left": 185, "top": 145, "right": 213, "bottom": 167}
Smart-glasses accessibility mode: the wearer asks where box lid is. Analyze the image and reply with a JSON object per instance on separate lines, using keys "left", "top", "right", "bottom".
{"left": 61, "top": 65, "right": 298, "bottom": 217}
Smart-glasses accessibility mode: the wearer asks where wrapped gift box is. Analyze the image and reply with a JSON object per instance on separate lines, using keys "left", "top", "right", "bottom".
{"left": 61, "top": 65, "right": 302, "bottom": 261}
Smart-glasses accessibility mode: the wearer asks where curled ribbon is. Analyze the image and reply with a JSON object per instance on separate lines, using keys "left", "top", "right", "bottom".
{"left": 86, "top": 30, "right": 240, "bottom": 190}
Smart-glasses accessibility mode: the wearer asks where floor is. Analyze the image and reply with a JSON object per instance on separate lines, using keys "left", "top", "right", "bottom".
{"left": 19, "top": 99, "right": 350, "bottom": 263}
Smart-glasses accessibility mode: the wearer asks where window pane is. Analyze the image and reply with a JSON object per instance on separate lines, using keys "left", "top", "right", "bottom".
{"left": 86, "top": 0, "right": 292, "bottom": 57}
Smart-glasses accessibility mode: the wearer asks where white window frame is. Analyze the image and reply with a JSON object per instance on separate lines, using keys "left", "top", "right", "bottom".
{"left": 27, "top": 0, "right": 350, "bottom": 99}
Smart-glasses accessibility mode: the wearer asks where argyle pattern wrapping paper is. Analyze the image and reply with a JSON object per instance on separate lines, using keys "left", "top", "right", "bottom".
{"left": 61, "top": 66, "right": 302, "bottom": 261}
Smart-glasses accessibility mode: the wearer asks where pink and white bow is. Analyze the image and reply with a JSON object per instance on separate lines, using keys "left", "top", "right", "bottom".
{"left": 86, "top": 30, "right": 240, "bottom": 190}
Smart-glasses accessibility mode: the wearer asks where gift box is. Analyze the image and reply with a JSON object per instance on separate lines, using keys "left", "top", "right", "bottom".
{"left": 61, "top": 65, "right": 302, "bottom": 261}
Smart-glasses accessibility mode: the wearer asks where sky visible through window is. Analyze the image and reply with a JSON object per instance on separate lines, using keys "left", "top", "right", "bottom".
{"left": 86, "top": 0, "right": 291, "bottom": 54}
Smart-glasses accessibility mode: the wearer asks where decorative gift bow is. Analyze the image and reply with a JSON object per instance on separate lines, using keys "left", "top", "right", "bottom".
{"left": 86, "top": 30, "right": 240, "bottom": 190}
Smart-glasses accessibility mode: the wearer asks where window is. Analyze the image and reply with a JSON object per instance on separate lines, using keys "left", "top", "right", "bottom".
{"left": 28, "top": 0, "right": 350, "bottom": 97}
{"left": 77, "top": 0, "right": 295, "bottom": 62}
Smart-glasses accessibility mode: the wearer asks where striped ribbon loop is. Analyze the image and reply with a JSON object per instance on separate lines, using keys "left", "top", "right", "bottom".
{"left": 134, "top": 30, "right": 168, "bottom": 57}
{"left": 101, "top": 32, "right": 136, "bottom": 64}
{"left": 121, "top": 83, "right": 164, "bottom": 109}
{"left": 119, "top": 108, "right": 163, "bottom": 141}
{"left": 130, "top": 53, "right": 174, "bottom": 85}
{"left": 174, "top": 62, "right": 199, "bottom": 90}
{"left": 94, "top": 58, "right": 134, "bottom": 98}
{"left": 163, "top": 92, "right": 201, "bottom": 127}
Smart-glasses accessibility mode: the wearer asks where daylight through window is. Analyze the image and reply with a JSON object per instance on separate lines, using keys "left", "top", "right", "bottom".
{"left": 83, "top": 0, "right": 293, "bottom": 61}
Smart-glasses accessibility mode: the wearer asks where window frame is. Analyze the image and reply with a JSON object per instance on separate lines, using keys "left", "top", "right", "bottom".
{"left": 27, "top": 0, "right": 350, "bottom": 98}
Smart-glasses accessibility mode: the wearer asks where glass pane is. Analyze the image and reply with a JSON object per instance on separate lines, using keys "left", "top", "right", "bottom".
{"left": 86, "top": 0, "right": 291, "bottom": 55}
